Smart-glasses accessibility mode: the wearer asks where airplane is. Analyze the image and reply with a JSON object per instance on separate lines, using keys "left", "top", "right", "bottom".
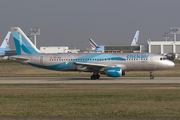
{"left": 89, "top": 30, "right": 139, "bottom": 52}
{"left": 0, "top": 31, "right": 11, "bottom": 55}
{"left": 9, "top": 27, "right": 175, "bottom": 80}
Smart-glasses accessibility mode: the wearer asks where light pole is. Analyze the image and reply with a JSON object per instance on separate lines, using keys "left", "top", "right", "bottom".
{"left": 30, "top": 28, "right": 40, "bottom": 47}
{"left": 170, "top": 27, "right": 180, "bottom": 42}
{"left": 163, "top": 33, "right": 169, "bottom": 41}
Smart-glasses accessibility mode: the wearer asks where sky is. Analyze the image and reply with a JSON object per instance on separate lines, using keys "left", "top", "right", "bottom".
{"left": 0, "top": 0, "right": 180, "bottom": 50}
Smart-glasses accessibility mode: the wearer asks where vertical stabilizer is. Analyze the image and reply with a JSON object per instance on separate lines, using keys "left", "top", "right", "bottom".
{"left": 89, "top": 38, "right": 98, "bottom": 50}
{"left": 147, "top": 39, "right": 151, "bottom": 45}
{"left": 131, "top": 31, "right": 139, "bottom": 46}
{"left": 11, "top": 27, "right": 40, "bottom": 55}
{"left": 0, "top": 31, "right": 11, "bottom": 48}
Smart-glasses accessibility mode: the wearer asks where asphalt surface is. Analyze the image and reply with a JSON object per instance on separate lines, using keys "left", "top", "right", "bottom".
{"left": 0, "top": 77, "right": 179, "bottom": 84}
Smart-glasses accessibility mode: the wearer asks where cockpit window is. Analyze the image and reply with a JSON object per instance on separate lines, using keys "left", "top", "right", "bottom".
{"left": 163, "top": 58, "right": 168, "bottom": 60}
{"left": 160, "top": 57, "right": 168, "bottom": 60}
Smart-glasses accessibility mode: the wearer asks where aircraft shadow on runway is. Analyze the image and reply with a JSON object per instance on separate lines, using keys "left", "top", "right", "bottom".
{"left": 47, "top": 77, "right": 151, "bottom": 81}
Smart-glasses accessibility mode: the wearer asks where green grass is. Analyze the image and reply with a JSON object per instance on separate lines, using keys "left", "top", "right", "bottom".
{"left": 0, "top": 60, "right": 179, "bottom": 77}
{"left": 0, "top": 84, "right": 180, "bottom": 118}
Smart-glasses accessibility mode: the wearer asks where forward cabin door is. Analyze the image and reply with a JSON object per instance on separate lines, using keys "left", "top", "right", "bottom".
{"left": 149, "top": 55, "right": 154, "bottom": 64}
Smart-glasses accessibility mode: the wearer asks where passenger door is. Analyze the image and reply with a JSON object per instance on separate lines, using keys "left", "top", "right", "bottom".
{"left": 149, "top": 55, "right": 154, "bottom": 64}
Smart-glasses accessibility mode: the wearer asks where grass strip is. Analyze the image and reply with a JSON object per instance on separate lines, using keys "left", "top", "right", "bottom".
{"left": 0, "top": 84, "right": 180, "bottom": 117}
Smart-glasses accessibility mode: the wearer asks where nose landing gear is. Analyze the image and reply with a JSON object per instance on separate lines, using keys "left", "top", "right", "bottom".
{"left": 91, "top": 73, "right": 100, "bottom": 80}
{"left": 150, "top": 71, "right": 154, "bottom": 79}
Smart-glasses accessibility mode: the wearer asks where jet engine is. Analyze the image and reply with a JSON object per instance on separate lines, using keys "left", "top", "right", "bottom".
{"left": 106, "top": 67, "right": 125, "bottom": 77}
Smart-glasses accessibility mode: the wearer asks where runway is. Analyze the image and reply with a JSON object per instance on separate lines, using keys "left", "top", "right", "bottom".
{"left": 0, "top": 77, "right": 179, "bottom": 84}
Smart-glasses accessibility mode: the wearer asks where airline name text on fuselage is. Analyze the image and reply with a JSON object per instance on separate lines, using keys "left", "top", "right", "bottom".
{"left": 126, "top": 54, "right": 149, "bottom": 59}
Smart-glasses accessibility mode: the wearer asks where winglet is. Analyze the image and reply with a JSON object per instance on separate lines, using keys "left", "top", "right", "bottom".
{"left": 131, "top": 31, "right": 139, "bottom": 46}
{"left": 0, "top": 31, "right": 11, "bottom": 48}
{"left": 11, "top": 27, "right": 40, "bottom": 55}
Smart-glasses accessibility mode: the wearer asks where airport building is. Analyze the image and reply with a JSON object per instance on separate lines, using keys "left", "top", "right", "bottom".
{"left": 148, "top": 40, "right": 180, "bottom": 56}
{"left": 148, "top": 27, "right": 180, "bottom": 57}
{"left": 40, "top": 46, "right": 80, "bottom": 53}
{"left": 104, "top": 45, "right": 148, "bottom": 53}
{"left": 40, "top": 46, "right": 69, "bottom": 53}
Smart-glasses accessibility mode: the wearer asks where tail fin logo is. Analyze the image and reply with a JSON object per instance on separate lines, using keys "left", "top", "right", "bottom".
{"left": 19, "top": 34, "right": 22, "bottom": 46}
{"left": 89, "top": 38, "right": 98, "bottom": 50}
{"left": 147, "top": 39, "right": 150, "bottom": 45}
{"left": 6, "top": 38, "right": 9, "bottom": 45}
{"left": 135, "top": 36, "right": 139, "bottom": 44}
{"left": 90, "top": 43, "right": 95, "bottom": 48}
{"left": 131, "top": 31, "right": 139, "bottom": 46}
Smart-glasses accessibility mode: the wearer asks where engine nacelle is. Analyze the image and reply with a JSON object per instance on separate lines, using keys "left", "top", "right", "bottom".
{"left": 106, "top": 67, "right": 125, "bottom": 77}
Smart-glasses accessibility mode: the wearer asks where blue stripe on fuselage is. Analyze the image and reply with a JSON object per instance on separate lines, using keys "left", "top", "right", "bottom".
{"left": 28, "top": 62, "right": 75, "bottom": 70}
{"left": 28, "top": 54, "right": 126, "bottom": 70}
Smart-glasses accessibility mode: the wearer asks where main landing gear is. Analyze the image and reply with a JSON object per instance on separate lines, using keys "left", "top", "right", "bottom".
{"left": 150, "top": 71, "right": 154, "bottom": 79}
{"left": 91, "top": 73, "right": 100, "bottom": 80}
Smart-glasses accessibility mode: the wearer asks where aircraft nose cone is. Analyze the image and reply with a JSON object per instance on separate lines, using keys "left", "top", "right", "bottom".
{"left": 168, "top": 61, "right": 175, "bottom": 68}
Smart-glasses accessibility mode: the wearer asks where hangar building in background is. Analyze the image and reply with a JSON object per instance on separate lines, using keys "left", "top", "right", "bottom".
{"left": 104, "top": 45, "right": 148, "bottom": 53}
{"left": 148, "top": 27, "right": 180, "bottom": 57}
{"left": 148, "top": 40, "right": 180, "bottom": 55}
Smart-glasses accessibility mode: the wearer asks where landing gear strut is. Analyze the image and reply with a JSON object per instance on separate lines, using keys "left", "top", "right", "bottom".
{"left": 150, "top": 71, "right": 154, "bottom": 79}
{"left": 91, "top": 73, "right": 100, "bottom": 80}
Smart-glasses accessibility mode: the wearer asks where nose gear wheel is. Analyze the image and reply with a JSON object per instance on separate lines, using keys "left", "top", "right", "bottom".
{"left": 150, "top": 71, "right": 154, "bottom": 79}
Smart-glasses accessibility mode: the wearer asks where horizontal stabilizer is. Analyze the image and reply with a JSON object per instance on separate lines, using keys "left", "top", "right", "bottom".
{"left": 9, "top": 56, "right": 30, "bottom": 63}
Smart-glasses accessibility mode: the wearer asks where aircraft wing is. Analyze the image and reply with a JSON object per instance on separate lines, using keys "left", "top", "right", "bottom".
{"left": 71, "top": 62, "right": 107, "bottom": 71}
{"left": 71, "top": 62, "right": 127, "bottom": 71}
